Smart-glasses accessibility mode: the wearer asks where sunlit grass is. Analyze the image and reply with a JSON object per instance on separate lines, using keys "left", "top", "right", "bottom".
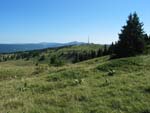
{"left": 0, "top": 55, "right": 150, "bottom": 113}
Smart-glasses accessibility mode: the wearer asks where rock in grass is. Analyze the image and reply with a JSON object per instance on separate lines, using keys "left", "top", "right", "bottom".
{"left": 108, "top": 69, "right": 116, "bottom": 76}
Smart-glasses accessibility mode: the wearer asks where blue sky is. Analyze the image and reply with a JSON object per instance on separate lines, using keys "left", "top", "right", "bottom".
{"left": 0, "top": 0, "right": 149, "bottom": 44}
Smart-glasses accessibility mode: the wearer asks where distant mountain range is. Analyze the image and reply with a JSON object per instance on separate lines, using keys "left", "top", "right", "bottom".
{"left": 0, "top": 41, "right": 85, "bottom": 53}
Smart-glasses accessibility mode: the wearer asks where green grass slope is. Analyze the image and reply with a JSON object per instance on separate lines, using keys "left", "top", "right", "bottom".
{"left": 0, "top": 44, "right": 104, "bottom": 64}
{"left": 0, "top": 54, "right": 150, "bottom": 113}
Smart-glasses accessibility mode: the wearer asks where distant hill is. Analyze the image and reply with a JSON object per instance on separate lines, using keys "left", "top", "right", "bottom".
{"left": 0, "top": 41, "right": 85, "bottom": 53}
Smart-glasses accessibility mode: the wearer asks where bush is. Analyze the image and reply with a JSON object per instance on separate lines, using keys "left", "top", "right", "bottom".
{"left": 38, "top": 55, "right": 45, "bottom": 61}
{"left": 49, "top": 55, "right": 64, "bottom": 67}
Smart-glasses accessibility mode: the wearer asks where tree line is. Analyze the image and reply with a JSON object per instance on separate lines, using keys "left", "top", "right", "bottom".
{"left": 73, "top": 45, "right": 109, "bottom": 63}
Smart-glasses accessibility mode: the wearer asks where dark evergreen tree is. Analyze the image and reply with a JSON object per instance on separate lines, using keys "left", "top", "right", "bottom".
{"left": 84, "top": 51, "right": 88, "bottom": 60}
{"left": 97, "top": 48, "right": 103, "bottom": 57}
{"left": 114, "top": 13, "right": 146, "bottom": 57}
{"left": 103, "top": 44, "right": 108, "bottom": 55}
{"left": 91, "top": 50, "right": 96, "bottom": 58}
{"left": 144, "top": 34, "right": 150, "bottom": 45}
{"left": 108, "top": 42, "right": 115, "bottom": 54}
{"left": 87, "top": 52, "right": 91, "bottom": 59}
{"left": 73, "top": 52, "right": 79, "bottom": 63}
{"left": 50, "top": 55, "right": 57, "bottom": 64}
{"left": 79, "top": 53, "right": 84, "bottom": 61}
{"left": 149, "top": 35, "right": 150, "bottom": 44}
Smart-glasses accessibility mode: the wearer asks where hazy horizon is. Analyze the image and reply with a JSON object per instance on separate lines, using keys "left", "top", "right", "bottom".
{"left": 0, "top": 0, "right": 150, "bottom": 44}
{"left": 0, "top": 41, "right": 87, "bottom": 44}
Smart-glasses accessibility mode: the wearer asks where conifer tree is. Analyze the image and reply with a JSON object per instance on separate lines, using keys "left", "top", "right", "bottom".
{"left": 114, "top": 12, "right": 145, "bottom": 57}
{"left": 103, "top": 44, "right": 108, "bottom": 55}
{"left": 91, "top": 50, "right": 96, "bottom": 58}
{"left": 144, "top": 34, "right": 150, "bottom": 45}
{"left": 97, "top": 48, "right": 103, "bottom": 57}
{"left": 108, "top": 42, "right": 115, "bottom": 54}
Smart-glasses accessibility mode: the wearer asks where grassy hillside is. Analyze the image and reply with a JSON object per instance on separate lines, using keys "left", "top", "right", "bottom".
{"left": 0, "top": 44, "right": 104, "bottom": 64}
{"left": 0, "top": 53, "right": 150, "bottom": 113}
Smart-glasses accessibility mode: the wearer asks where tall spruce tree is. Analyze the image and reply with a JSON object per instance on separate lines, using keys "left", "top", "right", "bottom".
{"left": 108, "top": 42, "right": 115, "bottom": 54}
{"left": 103, "top": 44, "right": 108, "bottom": 55}
{"left": 144, "top": 34, "right": 150, "bottom": 45}
{"left": 114, "top": 12, "right": 145, "bottom": 57}
{"left": 97, "top": 48, "right": 103, "bottom": 57}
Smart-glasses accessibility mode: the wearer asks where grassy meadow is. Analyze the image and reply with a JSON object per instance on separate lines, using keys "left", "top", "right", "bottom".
{"left": 0, "top": 1, "right": 149, "bottom": 113}
{"left": 0, "top": 52, "right": 150, "bottom": 113}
